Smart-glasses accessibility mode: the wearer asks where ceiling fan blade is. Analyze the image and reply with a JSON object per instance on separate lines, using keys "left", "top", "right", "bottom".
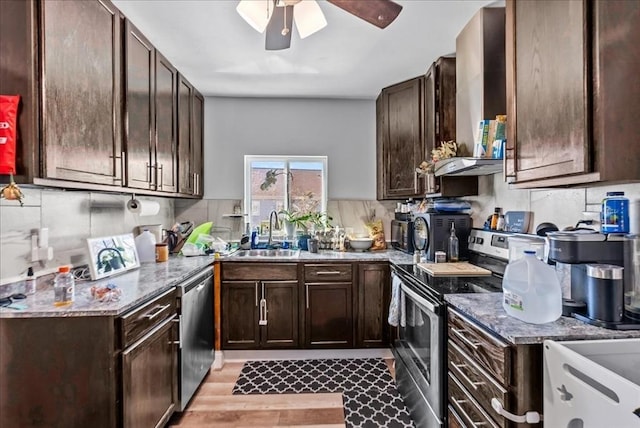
{"left": 327, "top": 0, "right": 402, "bottom": 29}
{"left": 236, "top": 0, "right": 274, "bottom": 33}
{"left": 293, "top": 0, "right": 327, "bottom": 39}
{"left": 266, "top": 4, "right": 294, "bottom": 50}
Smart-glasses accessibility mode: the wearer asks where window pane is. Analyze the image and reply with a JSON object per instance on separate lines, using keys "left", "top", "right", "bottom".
{"left": 290, "top": 161, "right": 323, "bottom": 214}
{"left": 245, "top": 156, "right": 327, "bottom": 232}
{"left": 249, "top": 160, "right": 285, "bottom": 228}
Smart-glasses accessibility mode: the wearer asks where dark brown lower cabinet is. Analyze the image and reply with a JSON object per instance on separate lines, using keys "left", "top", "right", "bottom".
{"left": 305, "top": 282, "right": 353, "bottom": 348}
{"left": 122, "top": 316, "right": 178, "bottom": 428}
{"left": 447, "top": 308, "right": 542, "bottom": 428}
{"left": 0, "top": 316, "right": 118, "bottom": 428}
{"left": 221, "top": 263, "right": 300, "bottom": 350}
{"left": 0, "top": 287, "right": 179, "bottom": 428}
{"left": 222, "top": 281, "right": 261, "bottom": 349}
{"left": 261, "top": 280, "right": 299, "bottom": 348}
{"left": 357, "top": 263, "right": 390, "bottom": 348}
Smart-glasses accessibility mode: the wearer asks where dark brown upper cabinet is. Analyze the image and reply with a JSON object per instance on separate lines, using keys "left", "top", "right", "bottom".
{"left": 124, "top": 21, "right": 178, "bottom": 193}
{"left": 505, "top": 0, "right": 640, "bottom": 187}
{"left": 0, "top": 0, "right": 201, "bottom": 197}
{"left": 41, "top": 0, "right": 124, "bottom": 186}
{"left": 424, "top": 57, "right": 479, "bottom": 198}
{"left": 425, "top": 57, "right": 456, "bottom": 155}
{"left": 177, "top": 75, "right": 204, "bottom": 197}
{"left": 377, "top": 76, "right": 426, "bottom": 200}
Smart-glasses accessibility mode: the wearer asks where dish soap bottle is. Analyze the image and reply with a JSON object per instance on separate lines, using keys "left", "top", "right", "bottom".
{"left": 448, "top": 222, "right": 459, "bottom": 262}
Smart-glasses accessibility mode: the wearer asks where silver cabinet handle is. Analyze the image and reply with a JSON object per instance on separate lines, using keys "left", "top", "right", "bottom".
{"left": 158, "top": 163, "right": 164, "bottom": 189}
{"left": 255, "top": 282, "right": 259, "bottom": 307}
{"left": 451, "top": 397, "right": 488, "bottom": 427}
{"left": 316, "top": 271, "right": 341, "bottom": 275}
{"left": 305, "top": 284, "right": 309, "bottom": 309}
{"left": 259, "top": 298, "right": 267, "bottom": 326}
{"left": 259, "top": 282, "right": 267, "bottom": 325}
{"left": 451, "top": 327, "right": 482, "bottom": 350}
{"left": 452, "top": 362, "right": 485, "bottom": 390}
{"left": 144, "top": 303, "right": 171, "bottom": 320}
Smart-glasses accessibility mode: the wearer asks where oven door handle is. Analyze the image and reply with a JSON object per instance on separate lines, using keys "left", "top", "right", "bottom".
{"left": 400, "top": 283, "right": 439, "bottom": 314}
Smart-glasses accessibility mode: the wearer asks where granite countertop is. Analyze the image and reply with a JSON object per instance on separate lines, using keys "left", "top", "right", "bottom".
{"left": 222, "top": 248, "right": 415, "bottom": 264}
{"left": 0, "top": 255, "right": 214, "bottom": 319}
{"left": 445, "top": 293, "right": 640, "bottom": 345}
{"left": 1, "top": 249, "right": 413, "bottom": 319}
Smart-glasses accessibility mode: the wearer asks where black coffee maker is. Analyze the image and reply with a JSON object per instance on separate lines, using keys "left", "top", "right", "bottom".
{"left": 547, "top": 231, "right": 640, "bottom": 330}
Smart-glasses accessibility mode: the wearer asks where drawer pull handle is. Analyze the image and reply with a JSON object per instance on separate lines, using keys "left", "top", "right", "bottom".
{"left": 491, "top": 398, "right": 541, "bottom": 424}
{"left": 451, "top": 327, "right": 482, "bottom": 349}
{"left": 452, "top": 362, "right": 485, "bottom": 390}
{"left": 451, "top": 396, "right": 488, "bottom": 427}
{"left": 144, "top": 303, "right": 171, "bottom": 320}
{"left": 316, "top": 271, "right": 341, "bottom": 275}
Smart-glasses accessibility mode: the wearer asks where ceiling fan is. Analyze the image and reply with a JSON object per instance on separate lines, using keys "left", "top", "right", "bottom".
{"left": 237, "top": 0, "right": 403, "bottom": 50}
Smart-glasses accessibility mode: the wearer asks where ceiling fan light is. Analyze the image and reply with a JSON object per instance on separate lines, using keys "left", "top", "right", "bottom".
{"left": 293, "top": 0, "right": 328, "bottom": 39}
{"left": 237, "top": 0, "right": 274, "bottom": 33}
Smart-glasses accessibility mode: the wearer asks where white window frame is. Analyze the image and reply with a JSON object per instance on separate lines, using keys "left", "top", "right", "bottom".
{"left": 244, "top": 155, "right": 328, "bottom": 227}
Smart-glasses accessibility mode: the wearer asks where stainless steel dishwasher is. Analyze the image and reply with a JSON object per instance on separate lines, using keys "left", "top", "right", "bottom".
{"left": 175, "top": 267, "right": 214, "bottom": 411}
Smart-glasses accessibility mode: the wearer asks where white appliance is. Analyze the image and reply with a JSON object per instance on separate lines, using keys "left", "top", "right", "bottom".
{"left": 543, "top": 338, "right": 640, "bottom": 427}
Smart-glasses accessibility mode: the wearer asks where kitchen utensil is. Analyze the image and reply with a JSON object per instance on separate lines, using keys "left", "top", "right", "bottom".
{"left": 416, "top": 262, "right": 492, "bottom": 276}
{"left": 535, "top": 222, "right": 559, "bottom": 236}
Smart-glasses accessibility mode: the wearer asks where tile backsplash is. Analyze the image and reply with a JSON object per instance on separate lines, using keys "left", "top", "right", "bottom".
{"left": 2, "top": 179, "right": 638, "bottom": 283}
{"left": 0, "top": 187, "right": 173, "bottom": 283}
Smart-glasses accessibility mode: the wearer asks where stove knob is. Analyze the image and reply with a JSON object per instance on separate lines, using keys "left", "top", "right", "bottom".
{"left": 468, "top": 236, "right": 476, "bottom": 244}
{"left": 476, "top": 237, "right": 484, "bottom": 245}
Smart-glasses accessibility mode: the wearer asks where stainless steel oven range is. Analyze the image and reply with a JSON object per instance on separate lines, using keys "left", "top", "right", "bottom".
{"left": 392, "top": 228, "right": 511, "bottom": 427}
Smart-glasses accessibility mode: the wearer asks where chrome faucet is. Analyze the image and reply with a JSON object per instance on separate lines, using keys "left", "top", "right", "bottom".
{"left": 267, "top": 210, "right": 280, "bottom": 248}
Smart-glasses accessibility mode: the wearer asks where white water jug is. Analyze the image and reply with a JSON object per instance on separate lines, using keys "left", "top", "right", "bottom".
{"left": 502, "top": 250, "right": 562, "bottom": 324}
{"left": 135, "top": 229, "right": 157, "bottom": 263}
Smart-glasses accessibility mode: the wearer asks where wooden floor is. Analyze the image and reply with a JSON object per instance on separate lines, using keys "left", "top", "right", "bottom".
{"left": 167, "top": 359, "right": 395, "bottom": 428}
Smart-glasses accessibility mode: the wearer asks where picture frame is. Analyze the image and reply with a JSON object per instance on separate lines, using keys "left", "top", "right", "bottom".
{"left": 86, "top": 233, "right": 140, "bottom": 280}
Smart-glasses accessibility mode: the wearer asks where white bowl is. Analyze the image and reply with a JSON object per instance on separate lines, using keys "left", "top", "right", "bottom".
{"left": 349, "top": 238, "right": 373, "bottom": 251}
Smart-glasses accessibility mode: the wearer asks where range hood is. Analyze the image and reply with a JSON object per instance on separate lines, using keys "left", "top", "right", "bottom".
{"left": 434, "top": 157, "right": 503, "bottom": 177}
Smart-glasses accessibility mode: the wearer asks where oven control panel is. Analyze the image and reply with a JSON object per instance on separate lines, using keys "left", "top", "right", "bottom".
{"left": 468, "top": 229, "right": 510, "bottom": 260}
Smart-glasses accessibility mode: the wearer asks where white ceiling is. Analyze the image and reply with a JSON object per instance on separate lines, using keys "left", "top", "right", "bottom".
{"left": 112, "top": 0, "right": 494, "bottom": 99}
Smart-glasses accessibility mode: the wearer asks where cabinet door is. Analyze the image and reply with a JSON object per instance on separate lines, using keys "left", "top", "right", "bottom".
{"left": 261, "top": 280, "right": 299, "bottom": 348}
{"left": 305, "top": 282, "right": 353, "bottom": 348}
{"left": 155, "top": 52, "right": 178, "bottom": 193}
{"left": 122, "top": 315, "right": 177, "bottom": 428}
{"left": 357, "top": 263, "right": 390, "bottom": 348}
{"left": 377, "top": 77, "right": 425, "bottom": 199}
{"left": 42, "top": 0, "right": 123, "bottom": 185}
{"left": 425, "top": 57, "right": 456, "bottom": 155}
{"left": 592, "top": 0, "right": 640, "bottom": 182}
{"left": 506, "top": 0, "right": 589, "bottom": 183}
{"left": 222, "top": 281, "right": 259, "bottom": 349}
{"left": 191, "top": 91, "right": 204, "bottom": 196}
{"left": 177, "top": 74, "right": 194, "bottom": 195}
{"left": 125, "top": 20, "right": 155, "bottom": 190}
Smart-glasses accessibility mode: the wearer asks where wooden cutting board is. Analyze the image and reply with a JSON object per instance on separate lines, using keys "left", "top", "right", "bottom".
{"left": 417, "top": 262, "right": 492, "bottom": 277}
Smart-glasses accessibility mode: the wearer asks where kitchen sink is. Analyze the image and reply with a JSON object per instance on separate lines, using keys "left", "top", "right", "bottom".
{"left": 233, "top": 249, "right": 300, "bottom": 258}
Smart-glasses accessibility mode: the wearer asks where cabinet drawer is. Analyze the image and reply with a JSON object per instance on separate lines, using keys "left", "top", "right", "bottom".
{"left": 222, "top": 263, "right": 298, "bottom": 281}
{"left": 448, "top": 372, "right": 499, "bottom": 428}
{"left": 304, "top": 264, "right": 352, "bottom": 282}
{"left": 449, "top": 340, "right": 508, "bottom": 427}
{"left": 120, "top": 288, "right": 177, "bottom": 348}
{"left": 448, "top": 308, "right": 511, "bottom": 385}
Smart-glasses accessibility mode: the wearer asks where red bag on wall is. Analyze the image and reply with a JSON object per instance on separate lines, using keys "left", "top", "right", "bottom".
{"left": 0, "top": 95, "right": 20, "bottom": 175}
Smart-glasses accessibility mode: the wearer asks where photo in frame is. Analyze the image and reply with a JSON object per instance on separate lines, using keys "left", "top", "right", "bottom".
{"left": 86, "top": 233, "right": 140, "bottom": 280}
